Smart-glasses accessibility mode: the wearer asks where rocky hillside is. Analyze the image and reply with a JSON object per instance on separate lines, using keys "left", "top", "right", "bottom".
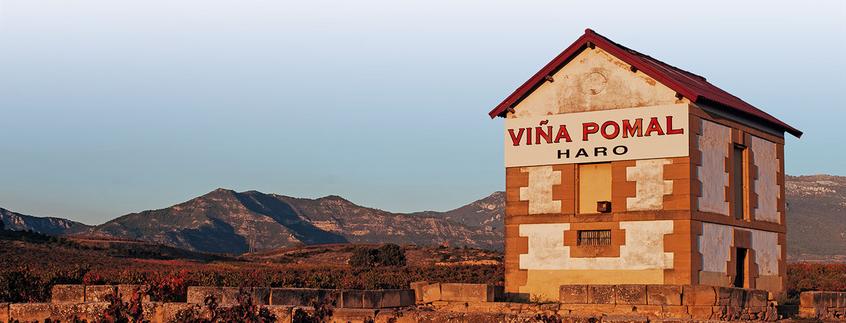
{"left": 0, "top": 208, "right": 90, "bottom": 236}
{"left": 785, "top": 175, "right": 846, "bottom": 262}
{"left": 411, "top": 191, "right": 504, "bottom": 232}
{"left": 86, "top": 189, "right": 501, "bottom": 254}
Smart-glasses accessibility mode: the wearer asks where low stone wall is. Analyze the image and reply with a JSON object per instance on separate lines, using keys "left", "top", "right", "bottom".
{"left": 420, "top": 284, "right": 777, "bottom": 321}
{"left": 51, "top": 284, "right": 149, "bottom": 303}
{"left": 0, "top": 285, "right": 415, "bottom": 323}
{"left": 419, "top": 282, "right": 503, "bottom": 303}
{"left": 0, "top": 283, "right": 793, "bottom": 322}
{"left": 556, "top": 284, "right": 776, "bottom": 321}
{"left": 186, "top": 287, "right": 415, "bottom": 308}
{"left": 799, "top": 291, "right": 846, "bottom": 320}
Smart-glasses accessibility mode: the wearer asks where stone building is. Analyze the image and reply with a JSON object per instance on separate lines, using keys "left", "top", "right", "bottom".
{"left": 488, "top": 29, "right": 801, "bottom": 301}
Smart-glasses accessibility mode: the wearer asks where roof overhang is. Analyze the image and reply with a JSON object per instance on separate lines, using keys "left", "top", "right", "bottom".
{"left": 488, "top": 29, "right": 802, "bottom": 138}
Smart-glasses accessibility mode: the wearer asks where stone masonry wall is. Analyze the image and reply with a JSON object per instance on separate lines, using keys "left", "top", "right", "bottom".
{"left": 418, "top": 282, "right": 778, "bottom": 321}
{"left": 800, "top": 291, "right": 846, "bottom": 320}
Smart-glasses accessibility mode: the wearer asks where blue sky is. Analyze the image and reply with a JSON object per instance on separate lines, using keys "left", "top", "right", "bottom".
{"left": 0, "top": 1, "right": 844, "bottom": 224}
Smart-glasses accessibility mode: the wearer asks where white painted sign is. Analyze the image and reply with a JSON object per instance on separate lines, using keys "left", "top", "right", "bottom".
{"left": 504, "top": 104, "right": 689, "bottom": 167}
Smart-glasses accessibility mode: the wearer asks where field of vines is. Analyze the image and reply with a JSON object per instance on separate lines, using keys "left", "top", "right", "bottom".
{"left": 3, "top": 261, "right": 845, "bottom": 304}
{"left": 0, "top": 264, "right": 503, "bottom": 303}
{"left": 0, "top": 235, "right": 503, "bottom": 303}
{"left": 1, "top": 233, "right": 844, "bottom": 305}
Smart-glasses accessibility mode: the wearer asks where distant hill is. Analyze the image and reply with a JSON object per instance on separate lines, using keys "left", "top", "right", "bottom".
{"left": 410, "top": 191, "right": 504, "bottom": 232}
{"left": 85, "top": 189, "right": 501, "bottom": 254}
{"left": 785, "top": 175, "right": 846, "bottom": 262}
{"left": 1, "top": 175, "right": 844, "bottom": 261}
{"left": 0, "top": 207, "right": 90, "bottom": 236}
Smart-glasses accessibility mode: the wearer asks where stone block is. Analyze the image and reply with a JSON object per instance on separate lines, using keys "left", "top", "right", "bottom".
{"left": 560, "top": 303, "right": 618, "bottom": 316}
{"left": 799, "top": 306, "right": 817, "bottom": 319}
{"left": 587, "top": 285, "right": 615, "bottom": 304}
{"left": 188, "top": 287, "right": 271, "bottom": 306}
{"left": 264, "top": 305, "right": 293, "bottom": 323}
{"left": 559, "top": 285, "right": 589, "bottom": 304}
{"left": 0, "top": 303, "right": 8, "bottom": 323}
{"left": 440, "top": 283, "right": 496, "bottom": 302}
{"left": 49, "top": 303, "right": 78, "bottom": 321}
{"left": 188, "top": 286, "right": 235, "bottom": 305}
{"left": 378, "top": 289, "right": 415, "bottom": 308}
{"left": 660, "top": 305, "right": 690, "bottom": 319}
{"left": 117, "top": 284, "right": 150, "bottom": 303}
{"left": 631, "top": 304, "right": 662, "bottom": 318}
{"left": 748, "top": 289, "right": 768, "bottom": 307}
{"left": 615, "top": 285, "right": 647, "bottom": 305}
{"left": 602, "top": 314, "right": 649, "bottom": 323}
{"left": 716, "top": 286, "right": 733, "bottom": 305}
{"left": 467, "top": 301, "right": 517, "bottom": 313}
{"left": 820, "top": 292, "right": 842, "bottom": 308}
{"left": 688, "top": 305, "right": 714, "bottom": 320}
{"left": 340, "top": 290, "right": 364, "bottom": 308}
{"left": 362, "top": 290, "right": 382, "bottom": 308}
{"left": 141, "top": 301, "right": 161, "bottom": 322}
{"left": 409, "top": 281, "right": 428, "bottom": 303}
{"left": 86, "top": 285, "right": 117, "bottom": 303}
{"left": 646, "top": 285, "right": 682, "bottom": 306}
{"left": 332, "top": 308, "right": 378, "bottom": 322}
{"left": 730, "top": 288, "right": 748, "bottom": 307}
{"left": 800, "top": 291, "right": 816, "bottom": 308}
{"left": 159, "top": 302, "right": 202, "bottom": 323}
{"left": 375, "top": 310, "right": 418, "bottom": 323}
{"left": 63, "top": 302, "right": 109, "bottom": 321}
{"left": 253, "top": 287, "right": 271, "bottom": 305}
{"left": 421, "top": 283, "right": 441, "bottom": 303}
{"left": 682, "top": 285, "right": 715, "bottom": 305}
{"left": 9, "top": 303, "right": 51, "bottom": 322}
{"left": 51, "top": 284, "right": 85, "bottom": 303}
{"left": 439, "top": 283, "right": 462, "bottom": 301}
{"left": 271, "top": 288, "right": 339, "bottom": 307}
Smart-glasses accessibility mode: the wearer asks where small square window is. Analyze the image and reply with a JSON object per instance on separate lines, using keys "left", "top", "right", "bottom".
{"left": 577, "top": 230, "right": 612, "bottom": 246}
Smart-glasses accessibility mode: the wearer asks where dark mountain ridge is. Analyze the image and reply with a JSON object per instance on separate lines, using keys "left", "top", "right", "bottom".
{"left": 0, "top": 207, "right": 90, "bottom": 236}
{"left": 85, "top": 189, "right": 502, "bottom": 254}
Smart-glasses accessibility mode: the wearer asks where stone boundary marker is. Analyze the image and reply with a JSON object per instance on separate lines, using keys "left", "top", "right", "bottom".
{"left": 800, "top": 291, "right": 846, "bottom": 320}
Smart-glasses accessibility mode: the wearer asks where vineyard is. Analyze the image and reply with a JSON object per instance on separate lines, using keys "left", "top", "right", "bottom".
{"left": 1, "top": 230, "right": 844, "bottom": 305}
{"left": 0, "top": 231, "right": 502, "bottom": 303}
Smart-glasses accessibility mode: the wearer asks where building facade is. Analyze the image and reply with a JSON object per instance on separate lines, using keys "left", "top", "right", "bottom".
{"left": 489, "top": 29, "right": 801, "bottom": 301}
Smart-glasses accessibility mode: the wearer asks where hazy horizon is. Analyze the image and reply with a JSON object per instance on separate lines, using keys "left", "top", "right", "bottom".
{"left": 1, "top": 0, "right": 844, "bottom": 224}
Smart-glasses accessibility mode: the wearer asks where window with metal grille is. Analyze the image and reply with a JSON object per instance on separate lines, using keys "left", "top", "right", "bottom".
{"left": 577, "top": 230, "right": 612, "bottom": 246}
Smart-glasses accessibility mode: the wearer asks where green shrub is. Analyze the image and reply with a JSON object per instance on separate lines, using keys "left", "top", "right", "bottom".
{"left": 377, "top": 244, "right": 406, "bottom": 267}
{"left": 348, "top": 244, "right": 406, "bottom": 268}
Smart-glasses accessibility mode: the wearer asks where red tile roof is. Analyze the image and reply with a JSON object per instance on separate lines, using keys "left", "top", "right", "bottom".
{"left": 488, "top": 29, "right": 802, "bottom": 138}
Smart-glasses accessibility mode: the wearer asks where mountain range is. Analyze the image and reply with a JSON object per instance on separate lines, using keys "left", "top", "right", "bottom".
{"left": 1, "top": 188, "right": 503, "bottom": 254}
{"left": 1, "top": 175, "right": 844, "bottom": 261}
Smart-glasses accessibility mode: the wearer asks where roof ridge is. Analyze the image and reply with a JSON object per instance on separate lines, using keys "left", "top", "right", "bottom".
{"left": 586, "top": 29, "right": 707, "bottom": 82}
{"left": 488, "top": 29, "right": 801, "bottom": 138}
